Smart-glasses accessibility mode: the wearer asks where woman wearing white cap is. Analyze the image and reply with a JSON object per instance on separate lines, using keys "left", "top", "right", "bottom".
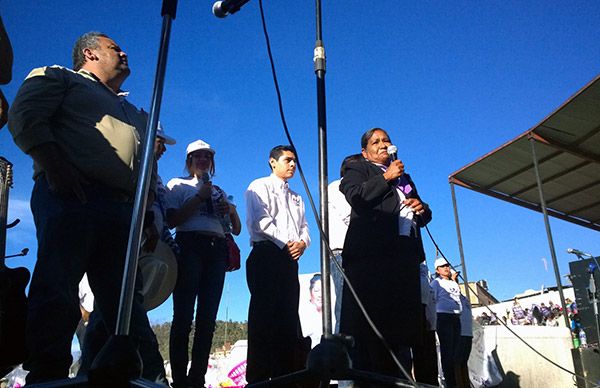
{"left": 165, "top": 139, "right": 241, "bottom": 388}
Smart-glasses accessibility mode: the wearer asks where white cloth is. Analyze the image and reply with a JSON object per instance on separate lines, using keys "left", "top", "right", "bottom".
{"left": 327, "top": 179, "right": 351, "bottom": 251}
{"left": 245, "top": 174, "right": 310, "bottom": 249}
{"left": 431, "top": 277, "right": 462, "bottom": 314}
{"left": 460, "top": 294, "right": 473, "bottom": 336}
{"left": 374, "top": 163, "right": 415, "bottom": 236}
{"left": 395, "top": 185, "right": 415, "bottom": 236}
{"left": 166, "top": 175, "right": 230, "bottom": 236}
{"left": 78, "top": 273, "right": 94, "bottom": 313}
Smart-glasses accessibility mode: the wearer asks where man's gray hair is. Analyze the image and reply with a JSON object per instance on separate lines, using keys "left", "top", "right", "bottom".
{"left": 72, "top": 31, "right": 108, "bottom": 71}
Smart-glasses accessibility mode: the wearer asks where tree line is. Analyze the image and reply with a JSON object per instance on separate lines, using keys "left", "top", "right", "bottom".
{"left": 152, "top": 320, "right": 248, "bottom": 361}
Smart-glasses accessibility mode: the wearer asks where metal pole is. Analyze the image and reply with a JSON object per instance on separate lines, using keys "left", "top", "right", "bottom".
{"left": 528, "top": 136, "right": 569, "bottom": 328}
{"left": 314, "top": 0, "right": 333, "bottom": 339}
{"left": 450, "top": 182, "right": 471, "bottom": 303}
{"left": 116, "top": 1, "right": 177, "bottom": 336}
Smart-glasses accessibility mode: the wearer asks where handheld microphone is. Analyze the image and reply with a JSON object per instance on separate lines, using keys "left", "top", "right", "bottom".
{"left": 212, "top": 0, "right": 251, "bottom": 18}
{"left": 387, "top": 145, "right": 398, "bottom": 161}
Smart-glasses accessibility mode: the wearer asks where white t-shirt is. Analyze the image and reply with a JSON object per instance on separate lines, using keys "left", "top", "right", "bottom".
{"left": 166, "top": 175, "right": 229, "bottom": 237}
{"left": 431, "top": 277, "right": 462, "bottom": 314}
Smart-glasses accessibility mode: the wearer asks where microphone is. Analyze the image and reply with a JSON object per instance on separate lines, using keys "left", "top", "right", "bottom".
{"left": 387, "top": 145, "right": 398, "bottom": 161}
{"left": 567, "top": 248, "right": 592, "bottom": 257}
{"left": 212, "top": 0, "right": 251, "bottom": 18}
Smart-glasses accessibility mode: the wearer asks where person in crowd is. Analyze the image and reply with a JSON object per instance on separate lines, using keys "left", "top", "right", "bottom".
{"left": 151, "top": 123, "right": 179, "bottom": 254}
{"left": 431, "top": 258, "right": 462, "bottom": 388}
{"left": 245, "top": 145, "right": 310, "bottom": 384}
{"left": 70, "top": 274, "right": 94, "bottom": 376}
{"left": 8, "top": 31, "right": 165, "bottom": 384}
{"left": 327, "top": 154, "right": 362, "bottom": 334}
{"left": 489, "top": 312, "right": 499, "bottom": 325}
{"left": 0, "top": 13, "right": 13, "bottom": 129}
{"left": 456, "top": 294, "right": 473, "bottom": 388}
{"left": 546, "top": 312, "right": 559, "bottom": 327}
{"left": 76, "top": 124, "right": 178, "bottom": 380}
{"left": 166, "top": 139, "right": 241, "bottom": 388}
{"left": 566, "top": 298, "right": 578, "bottom": 316}
{"left": 412, "top": 262, "right": 439, "bottom": 385}
{"left": 76, "top": 274, "right": 94, "bottom": 349}
{"left": 511, "top": 298, "right": 527, "bottom": 325}
{"left": 531, "top": 304, "right": 543, "bottom": 325}
{"left": 478, "top": 312, "right": 491, "bottom": 326}
{"left": 540, "top": 303, "right": 551, "bottom": 324}
{"left": 339, "top": 128, "right": 432, "bottom": 382}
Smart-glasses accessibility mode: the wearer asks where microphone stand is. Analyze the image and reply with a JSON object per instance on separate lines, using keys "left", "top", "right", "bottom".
{"left": 28, "top": 1, "right": 178, "bottom": 386}
{"left": 246, "top": 2, "right": 429, "bottom": 387}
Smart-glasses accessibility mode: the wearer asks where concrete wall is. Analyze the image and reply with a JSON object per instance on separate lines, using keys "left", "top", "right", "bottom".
{"left": 477, "top": 325, "right": 576, "bottom": 387}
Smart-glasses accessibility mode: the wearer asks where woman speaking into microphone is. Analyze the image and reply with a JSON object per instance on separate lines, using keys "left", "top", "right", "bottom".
{"left": 166, "top": 139, "right": 241, "bottom": 388}
{"left": 339, "top": 127, "right": 432, "bottom": 382}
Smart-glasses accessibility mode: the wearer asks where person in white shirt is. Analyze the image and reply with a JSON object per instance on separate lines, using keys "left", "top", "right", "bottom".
{"left": 166, "top": 139, "right": 241, "bottom": 388}
{"left": 244, "top": 145, "right": 310, "bottom": 384}
{"left": 431, "top": 258, "right": 463, "bottom": 388}
{"left": 456, "top": 294, "right": 473, "bottom": 388}
{"left": 327, "top": 154, "right": 362, "bottom": 334}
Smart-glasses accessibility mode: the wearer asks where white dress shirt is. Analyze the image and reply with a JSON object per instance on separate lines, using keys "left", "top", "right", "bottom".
{"left": 245, "top": 174, "right": 310, "bottom": 249}
{"left": 327, "top": 179, "right": 351, "bottom": 251}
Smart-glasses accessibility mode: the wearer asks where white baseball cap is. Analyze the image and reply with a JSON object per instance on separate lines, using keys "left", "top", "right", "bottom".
{"left": 434, "top": 257, "right": 450, "bottom": 268}
{"left": 156, "top": 122, "right": 176, "bottom": 145}
{"left": 186, "top": 139, "right": 215, "bottom": 156}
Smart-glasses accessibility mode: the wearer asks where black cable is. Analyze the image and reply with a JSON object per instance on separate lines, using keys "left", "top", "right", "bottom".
{"left": 256, "top": 1, "right": 419, "bottom": 386}
{"left": 423, "top": 224, "right": 597, "bottom": 386}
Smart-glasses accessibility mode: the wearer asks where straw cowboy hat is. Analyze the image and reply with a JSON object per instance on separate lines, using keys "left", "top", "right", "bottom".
{"left": 139, "top": 240, "right": 178, "bottom": 311}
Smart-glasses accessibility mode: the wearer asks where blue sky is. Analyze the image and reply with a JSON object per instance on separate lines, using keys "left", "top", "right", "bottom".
{"left": 2, "top": 1, "right": 599, "bottom": 324}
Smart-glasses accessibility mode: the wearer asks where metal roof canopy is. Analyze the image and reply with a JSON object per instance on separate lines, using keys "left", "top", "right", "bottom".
{"left": 450, "top": 74, "right": 600, "bottom": 231}
{"left": 447, "top": 74, "right": 600, "bottom": 326}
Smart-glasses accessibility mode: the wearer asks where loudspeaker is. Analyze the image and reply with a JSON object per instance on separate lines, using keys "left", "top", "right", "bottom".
{"left": 569, "top": 259, "right": 600, "bottom": 345}
{"left": 571, "top": 348, "right": 600, "bottom": 388}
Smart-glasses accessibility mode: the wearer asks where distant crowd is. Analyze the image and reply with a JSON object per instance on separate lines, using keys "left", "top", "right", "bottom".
{"left": 474, "top": 297, "right": 577, "bottom": 328}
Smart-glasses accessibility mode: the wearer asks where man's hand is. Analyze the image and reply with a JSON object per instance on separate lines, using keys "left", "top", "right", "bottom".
{"left": 451, "top": 270, "right": 460, "bottom": 282}
{"left": 29, "top": 143, "right": 88, "bottom": 203}
{"left": 383, "top": 159, "right": 404, "bottom": 181}
{"left": 403, "top": 198, "right": 425, "bottom": 216}
{"left": 287, "top": 240, "right": 306, "bottom": 261}
{"left": 45, "top": 163, "right": 88, "bottom": 203}
{"left": 80, "top": 306, "right": 91, "bottom": 323}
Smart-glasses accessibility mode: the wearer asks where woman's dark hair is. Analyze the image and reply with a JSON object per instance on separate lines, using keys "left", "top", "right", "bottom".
{"left": 360, "top": 127, "right": 390, "bottom": 149}
{"left": 309, "top": 273, "right": 322, "bottom": 291}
